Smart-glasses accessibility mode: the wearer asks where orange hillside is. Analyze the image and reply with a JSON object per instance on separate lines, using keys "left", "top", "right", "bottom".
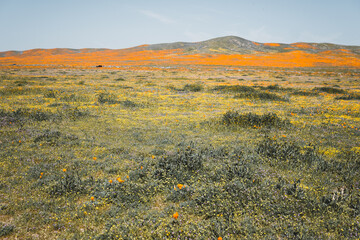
{"left": 0, "top": 41, "right": 359, "bottom": 69}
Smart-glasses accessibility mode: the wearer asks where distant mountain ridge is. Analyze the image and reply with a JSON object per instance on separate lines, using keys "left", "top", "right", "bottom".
{"left": 0, "top": 36, "right": 359, "bottom": 68}
{"left": 1, "top": 36, "right": 359, "bottom": 56}
{"left": 146, "top": 36, "right": 360, "bottom": 54}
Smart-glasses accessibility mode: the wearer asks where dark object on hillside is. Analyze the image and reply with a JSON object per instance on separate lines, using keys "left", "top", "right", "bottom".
{"left": 96, "top": 65, "right": 103, "bottom": 68}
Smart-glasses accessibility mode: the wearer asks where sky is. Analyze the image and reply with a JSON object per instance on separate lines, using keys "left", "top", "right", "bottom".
{"left": 0, "top": 0, "right": 359, "bottom": 51}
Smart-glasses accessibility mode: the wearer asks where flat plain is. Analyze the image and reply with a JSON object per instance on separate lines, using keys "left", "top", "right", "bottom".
{"left": 0, "top": 65, "right": 359, "bottom": 239}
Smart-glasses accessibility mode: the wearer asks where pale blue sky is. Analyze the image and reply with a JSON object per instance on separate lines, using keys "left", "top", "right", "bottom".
{"left": 0, "top": 0, "right": 359, "bottom": 51}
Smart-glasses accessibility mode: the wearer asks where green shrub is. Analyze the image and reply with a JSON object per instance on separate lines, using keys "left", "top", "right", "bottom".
{"left": 0, "top": 223, "right": 15, "bottom": 237}
{"left": 259, "top": 84, "right": 283, "bottom": 90}
{"left": 183, "top": 83, "right": 203, "bottom": 92}
{"left": 335, "top": 93, "right": 360, "bottom": 100}
{"left": 291, "top": 90, "right": 319, "bottom": 96}
{"left": 44, "top": 90, "right": 56, "bottom": 98}
{"left": 193, "top": 185, "right": 236, "bottom": 220}
{"left": 222, "top": 111, "right": 289, "bottom": 128}
{"left": 313, "top": 87, "right": 346, "bottom": 94}
{"left": 317, "top": 150, "right": 360, "bottom": 184}
{"left": 33, "top": 129, "right": 79, "bottom": 146}
{"left": 222, "top": 161, "right": 254, "bottom": 180}
{"left": 212, "top": 85, "right": 255, "bottom": 93}
{"left": 97, "top": 92, "right": 118, "bottom": 104}
{"left": 48, "top": 171, "right": 93, "bottom": 196}
{"left": 92, "top": 180, "right": 156, "bottom": 207}
{"left": 58, "top": 106, "right": 90, "bottom": 120}
{"left": 0, "top": 87, "right": 44, "bottom": 96}
{"left": 60, "top": 93, "right": 89, "bottom": 102}
{"left": 120, "top": 99, "right": 137, "bottom": 108}
{"left": 265, "top": 84, "right": 281, "bottom": 90}
{"left": 0, "top": 108, "right": 53, "bottom": 124}
{"left": 167, "top": 185, "right": 194, "bottom": 202}
{"left": 234, "top": 91, "right": 287, "bottom": 101}
{"left": 257, "top": 138, "right": 321, "bottom": 166}
{"left": 14, "top": 80, "right": 29, "bottom": 86}
{"left": 153, "top": 142, "right": 204, "bottom": 182}
{"left": 34, "top": 130, "right": 61, "bottom": 145}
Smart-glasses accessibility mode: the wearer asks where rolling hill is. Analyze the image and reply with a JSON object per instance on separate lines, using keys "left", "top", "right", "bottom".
{"left": 146, "top": 36, "right": 360, "bottom": 55}
{"left": 0, "top": 36, "right": 359, "bottom": 68}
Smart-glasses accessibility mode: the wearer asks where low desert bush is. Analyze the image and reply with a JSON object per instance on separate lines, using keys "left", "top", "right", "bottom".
{"left": 222, "top": 111, "right": 289, "bottom": 128}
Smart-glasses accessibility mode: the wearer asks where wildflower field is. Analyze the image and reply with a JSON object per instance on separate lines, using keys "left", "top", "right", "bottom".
{"left": 0, "top": 66, "right": 359, "bottom": 239}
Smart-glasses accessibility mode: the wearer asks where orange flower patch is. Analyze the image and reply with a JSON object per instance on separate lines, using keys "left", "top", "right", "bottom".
{"left": 263, "top": 43, "right": 280, "bottom": 47}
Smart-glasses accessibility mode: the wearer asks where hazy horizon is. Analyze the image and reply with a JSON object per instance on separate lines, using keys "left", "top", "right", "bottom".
{"left": 1, "top": 0, "right": 359, "bottom": 51}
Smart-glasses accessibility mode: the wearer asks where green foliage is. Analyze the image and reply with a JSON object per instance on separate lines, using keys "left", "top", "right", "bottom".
{"left": 44, "top": 90, "right": 56, "bottom": 98}
{"left": 92, "top": 180, "right": 157, "bottom": 208}
{"left": 0, "top": 223, "right": 15, "bottom": 237}
{"left": 317, "top": 150, "right": 360, "bottom": 184}
{"left": 14, "top": 80, "right": 29, "bottom": 86}
{"left": 97, "top": 92, "right": 118, "bottom": 104}
{"left": 222, "top": 111, "right": 289, "bottom": 128}
{"left": 58, "top": 106, "right": 90, "bottom": 120}
{"left": 222, "top": 160, "right": 254, "bottom": 180}
{"left": 33, "top": 129, "right": 79, "bottom": 146}
{"left": 264, "top": 84, "right": 281, "bottom": 90}
{"left": 2, "top": 68, "right": 359, "bottom": 239}
{"left": 120, "top": 99, "right": 137, "bottom": 108}
{"left": 212, "top": 85, "right": 255, "bottom": 93}
{"left": 258, "top": 84, "right": 283, "bottom": 91}
{"left": 291, "top": 90, "right": 319, "bottom": 96}
{"left": 193, "top": 185, "right": 236, "bottom": 219}
{"left": 0, "top": 106, "right": 89, "bottom": 126}
{"left": 60, "top": 93, "right": 89, "bottom": 102}
{"left": 0, "top": 108, "right": 52, "bottom": 124}
{"left": 257, "top": 137, "right": 321, "bottom": 166}
{"left": 153, "top": 142, "right": 204, "bottom": 181}
{"left": 336, "top": 93, "right": 360, "bottom": 100}
{"left": 0, "top": 86, "right": 44, "bottom": 96}
{"left": 183, "top": 83, "right": 203, "bottom": 92}
{"left": 34, "top": 130, "right": 61, "bottom": 145}
{"left": 48, "top": 171, "right": 94, "bottom": 196}
{"left": 313, "top": 86, "right": 347, "bottom": 94}
{"left": 234, "top": 91, "right": 287, "bottom": 101}
{"left": 167, "top": 185, "right": 194, "bottom": 202}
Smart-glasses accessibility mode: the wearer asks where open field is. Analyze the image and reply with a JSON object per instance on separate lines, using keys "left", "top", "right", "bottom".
{"left": 0, "top": 66, "right": 359, "bottom": 239}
